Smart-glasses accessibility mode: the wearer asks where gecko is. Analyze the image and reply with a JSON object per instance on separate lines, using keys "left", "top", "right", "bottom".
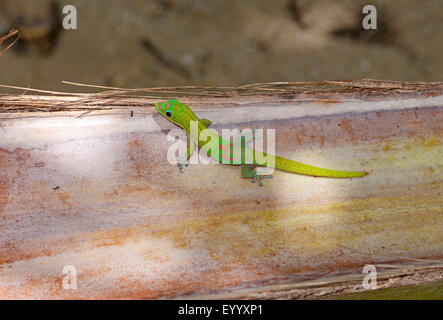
{"left": 155, "top": 99, "right": 368, "bottom": 186}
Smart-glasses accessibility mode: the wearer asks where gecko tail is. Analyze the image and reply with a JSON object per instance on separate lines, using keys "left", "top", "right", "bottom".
{"left": 273, "top": 155, "right": 368, "bottom": 178}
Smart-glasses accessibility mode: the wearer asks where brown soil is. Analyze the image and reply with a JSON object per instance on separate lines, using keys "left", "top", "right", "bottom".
{"left": 0, "top": 0, "right": 442, "bottom": 91}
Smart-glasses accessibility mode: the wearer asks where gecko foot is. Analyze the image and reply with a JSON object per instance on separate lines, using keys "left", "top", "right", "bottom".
{"left": 177, "top": 162, "right": 188, "bottom": 173}
{"left": 251, "top": 174, "right": 273, "bottom": 187}
{"left": 242, "top": 164, "right": 273, "bottom": 187}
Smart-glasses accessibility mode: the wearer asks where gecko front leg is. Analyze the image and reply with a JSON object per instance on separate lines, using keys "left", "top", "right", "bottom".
{"left": 177, "top": 133, "right": 194, "bottom": 173}
{"left": 177, "top": 118, "right": 211, "bottom": 173}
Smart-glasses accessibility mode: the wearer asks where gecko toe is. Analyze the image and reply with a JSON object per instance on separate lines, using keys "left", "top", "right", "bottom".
{"left": 177, "top": 163, "right": 185, "bottom": 173}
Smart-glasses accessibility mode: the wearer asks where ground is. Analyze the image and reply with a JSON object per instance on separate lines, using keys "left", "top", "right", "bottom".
{"left": 0, "top": 0, "right": 442, "bottom": 91}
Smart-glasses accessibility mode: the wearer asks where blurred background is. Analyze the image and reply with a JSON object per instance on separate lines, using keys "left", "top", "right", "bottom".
{"left": 0, "top": 0, "right": 442, "bottom": 91}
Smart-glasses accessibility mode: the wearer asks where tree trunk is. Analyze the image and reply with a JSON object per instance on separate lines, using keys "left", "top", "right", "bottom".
{"left": 0, "top": 79, "right": 441, "bottom": 299}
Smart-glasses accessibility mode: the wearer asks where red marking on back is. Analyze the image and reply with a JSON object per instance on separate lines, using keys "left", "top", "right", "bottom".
{"left": 219, "top": 144, "right": 232, "bottom": 161}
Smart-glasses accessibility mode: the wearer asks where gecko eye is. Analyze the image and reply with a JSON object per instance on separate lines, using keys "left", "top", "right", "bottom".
{"left": 166, "top": 110, "right": 172, "bottom": 117}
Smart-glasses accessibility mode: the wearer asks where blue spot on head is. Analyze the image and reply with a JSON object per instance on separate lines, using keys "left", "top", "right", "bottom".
{"left": 169, "top": 99, "right": 178, "bottom": 107}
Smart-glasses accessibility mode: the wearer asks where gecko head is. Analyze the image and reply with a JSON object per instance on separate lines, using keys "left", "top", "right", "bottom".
{"left": 155, "top": 99, "right": 183, "bottom": 126}
{"left": 155, "top": 99, "right": 197, "bottom": 127}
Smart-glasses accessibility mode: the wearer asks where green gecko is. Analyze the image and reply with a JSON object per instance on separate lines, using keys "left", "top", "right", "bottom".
{"left": 155, "top": 99, "right": 368, "bottom": 186}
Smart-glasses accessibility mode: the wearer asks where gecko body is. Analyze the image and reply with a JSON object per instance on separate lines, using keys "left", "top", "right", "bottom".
{"left": 155, "top": 100, "right": 367, "bottom": 185}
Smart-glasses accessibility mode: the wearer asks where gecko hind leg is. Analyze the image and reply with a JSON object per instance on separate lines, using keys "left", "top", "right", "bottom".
{"left": 241, "top": 164, "right": 273, "bottom": 187}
